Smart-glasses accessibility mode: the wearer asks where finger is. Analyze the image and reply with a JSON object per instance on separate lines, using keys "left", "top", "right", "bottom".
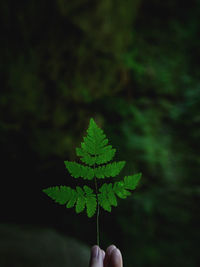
{"left": 89, "top": 245, "right": 104, "bottom": 267}
{"left": 101, "top": 249, "right": 105, "bottom": 261}
{"left": 110, "top": 248, "right": 123, "bottom": 267}
{"left": 104, "top": 245, "right": 116, "bottom": 267}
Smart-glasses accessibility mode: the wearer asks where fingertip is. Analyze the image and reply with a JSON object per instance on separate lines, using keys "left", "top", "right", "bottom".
{"left": 91, "top": 245, "right": 99, "bottom": 258}
{"left": 110, "top": 248, "right": 123, "bottom": 267}
{"left": 104, "top": 245, "right": 117, "bottom": 266}
{"left": 101, "top": 249, "right": 105, "bottom": 260}
{"left": 90, "top": 245, "right": 104, "bottom": 267}
{"left": 106, "top": 244, "right": 116, "bottom": 253}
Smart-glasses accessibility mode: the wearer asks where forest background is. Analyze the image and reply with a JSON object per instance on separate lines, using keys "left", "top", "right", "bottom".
{"left": 0, "top": 0, "right": 199, "bottom": 266}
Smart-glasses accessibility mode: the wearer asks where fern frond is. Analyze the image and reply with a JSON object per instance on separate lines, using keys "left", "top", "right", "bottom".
{"left": 83, "top": 185, "right": 93, "bottom": 194}
{"left": 75, "top": 186, "right": 85, "bottom": 213}
{"left": 98, "top": 191, "right": 112, "bottom": 212}
{"left": 113, "top": 172, "right": 142, "bottom": 199}
{"left": 76, "top": 145, "right": 116, "bottom": 165}
{"left": 106, "top": 183, "right": 117, "bottom": 207}
{"left": 113, "top": 181, "right": 131, "bottom": 199}
{"left": 95, "top": 146, "right": 116, "bottom": 165}
{"left": 85, "top": 195, "right": 97, "bottom": 217}
{"left": 43, "top": 117, "right": 142, "bottom": 223}
{"left": 66, "top": 189, "right": 77, "bottom": 208}
{"left": 43, "top": 185, "right": 97, "bottom": 217}
{"left": 97, "top": 172, "right": 142, "bottom": 211}
{"left": 80, "top": 118, "right": 105, "bottom": 156}
{"left": 98, "top": 183, "right": 118, "bottom": 212}
{"left": 76, "top": 148, "right": 96, "bottom": 166}
{"left": 95, "top": 161, "right": 126, "bottom": 178}
{"left": 43, "top": 186, "right": 77, "bottom": 207}
{"left": 76, "top": 118, "right": 116, "bottom": 166}
{"left": 83, "top": 185, "right": 97, "bottom": 217}
{"left": 64, "top": 161, "right": 95, "bottom": 180}
{"left": 81, "top": 136, "right": 96, "bottom": 155}
{"left": 124, "top": 173, "right": 142, "bottom": 190}
{"left": 43, "top": 186, "right": 73, "bottom": 205}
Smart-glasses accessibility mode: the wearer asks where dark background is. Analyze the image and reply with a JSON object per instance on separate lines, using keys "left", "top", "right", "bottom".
{"left": 0, "top": 0, "right": 199, "bottom": 266}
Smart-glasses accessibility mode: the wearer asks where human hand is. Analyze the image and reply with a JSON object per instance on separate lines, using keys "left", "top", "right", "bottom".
{"left": 89, "top": 244, "right": 123, "bottom": 267}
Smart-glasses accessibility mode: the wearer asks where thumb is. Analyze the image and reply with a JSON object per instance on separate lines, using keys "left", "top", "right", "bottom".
{"left": 89, "top": 245, "right": 103, "bottom": 267}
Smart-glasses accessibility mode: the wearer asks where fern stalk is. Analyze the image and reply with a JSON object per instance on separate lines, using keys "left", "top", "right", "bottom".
{"left": 93, "top": 159, "right": 100, "bottom": 246}
{"left": 94, "top": 177, "right": 100, "bottom": 246}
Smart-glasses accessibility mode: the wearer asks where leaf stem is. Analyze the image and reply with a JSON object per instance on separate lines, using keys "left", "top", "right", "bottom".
{"left": 94, "top": 177, "right": 100, "bottom": 246}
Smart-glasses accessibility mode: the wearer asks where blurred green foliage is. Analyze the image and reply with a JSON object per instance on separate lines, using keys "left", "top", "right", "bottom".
{"left": 0, "top": 0, "right": 199, "bottom": 266}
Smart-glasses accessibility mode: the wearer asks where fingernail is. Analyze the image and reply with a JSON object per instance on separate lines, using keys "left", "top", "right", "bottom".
{"left": 106, "top": 244, "right": 116, "bottom": 255}
{"left": 116, "top": 249, "right": 121, "bottom": 257}
{"left": 91, "top": 245, "right": 99, "bottom": 258}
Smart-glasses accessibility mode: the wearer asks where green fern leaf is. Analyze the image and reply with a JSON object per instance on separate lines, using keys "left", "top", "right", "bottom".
{"left": 76, "top": 186, "right": 84, "bottom": 196}
{"left": 76, "top": 145, "right": 116, "bottom": 165}
{"left": 66, "top": 189, "right": 77, "bottom": 208}
{"left": 43, "top": 117, "right": 142, "bottom": 225}
{"left": 75, "top": 186, "right": 85, "bottom": 213}
{"left": 98, "top": 191, "right": 112, "bottom": 212}
{"left": 99, "top": 137, "right": 109, "bottom": 147}
{"left": 106, "top": 183, "right": 118, "bottom": 207}
{"left": 98, "top": 183, "right": 118, "bottom": 208}
{"left": 95, "top": 161, "right": 126, "bottom": 178}
{"left": 83, "top": 185, "right": 93, "bottom": 195}
{"left": 81, "top": 136, "right": 96, "bottom": 155}
{"left": 64, "top": 161, "right": 95, "bottom": 180}
{"left": 83, "top": 185, "right": 97, "bottom": 217}
{"left": 95, "top": 147, "right": 116, "bottom": 164}
{"left": 76, "top": 197, "right": 85, "bottom": 213}
{"left": 112, "top": 172, "right": 142, "bottom": 199}
{"left": 113, "top": 181, "right": 131, "bottom": 199}
{"left": 80, "top": 118, "right": 105, "bottom": 156}
{"left": 43, "top": 186, "right": 73, "bottom": 205}
{"left": 43, "top": 186, "right": 79, "bottom": 208}
{"left": 99, "top": 183, "right": 107, "bottom": 193}
{"left": 124, "top": 173, "right": 142, "bottom": 190}
{"left": 76, "top": 118, "right": 116, "bottom": 166}
{"left": 76, "top": 148, "right": 96, "bottom": 166}
{"left": 85, "top": 195, "right": 97, "bottom": 217}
